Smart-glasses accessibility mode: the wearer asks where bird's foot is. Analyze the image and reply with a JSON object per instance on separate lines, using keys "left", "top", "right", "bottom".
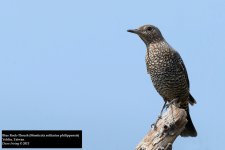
{"left": 166, "top": 98, "right": 178, "bottom": 109}
{"left": 151, "top": 115, "right": 162, "bottom": 130}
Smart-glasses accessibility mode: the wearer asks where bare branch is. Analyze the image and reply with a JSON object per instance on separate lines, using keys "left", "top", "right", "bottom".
{"left": 135, "top": 105, "right": 187, "bottom": 150}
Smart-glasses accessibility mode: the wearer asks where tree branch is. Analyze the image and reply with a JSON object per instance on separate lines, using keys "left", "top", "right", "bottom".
{"left": 135, "top": 105, "right": 187, "bottom": 150}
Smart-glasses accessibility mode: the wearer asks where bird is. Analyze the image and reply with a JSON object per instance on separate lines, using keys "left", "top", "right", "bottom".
{"left": 127, "top": 24, "right": 197, "bottom": 137}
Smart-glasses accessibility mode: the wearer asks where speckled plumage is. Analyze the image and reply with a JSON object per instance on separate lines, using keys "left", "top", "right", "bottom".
{"left": 146, "top": 40, "right": 190, "bottom": 106}
{"left": 128, "top": 25, "right": 197, "bottom": 137}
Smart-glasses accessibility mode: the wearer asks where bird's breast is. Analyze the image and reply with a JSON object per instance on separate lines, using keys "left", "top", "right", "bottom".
{"left": 145, "top": 46, "right": 188, "bottom": 99}
{"left": 146, "top": 47, "right": 174, "bottom": 73}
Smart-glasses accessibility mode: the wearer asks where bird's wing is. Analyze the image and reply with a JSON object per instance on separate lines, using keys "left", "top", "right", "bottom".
{"left": 173, "top": 49, "right": 197, "bottom": 104}
{"left": 172, "top": 50, "right": 190, "bottom": 88}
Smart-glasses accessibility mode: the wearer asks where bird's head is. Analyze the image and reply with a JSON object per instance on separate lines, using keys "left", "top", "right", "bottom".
{"left": 127, "top": 25, "right": 164, "bottom": 46}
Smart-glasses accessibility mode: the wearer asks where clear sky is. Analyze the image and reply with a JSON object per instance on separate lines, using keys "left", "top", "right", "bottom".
{"left": 0, "top": 0, "right": 225, "bottom": 149}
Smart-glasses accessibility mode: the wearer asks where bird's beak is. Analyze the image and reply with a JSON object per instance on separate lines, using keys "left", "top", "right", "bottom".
{"left": 127, "top": 29, "right": 141, "bottom": 34}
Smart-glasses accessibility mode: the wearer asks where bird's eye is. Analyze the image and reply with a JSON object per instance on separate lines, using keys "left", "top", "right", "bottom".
{"left": 147, "top": 27, "right": 153, "bottom": 31}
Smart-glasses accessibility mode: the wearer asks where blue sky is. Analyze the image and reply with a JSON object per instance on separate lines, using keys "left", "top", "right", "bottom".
{"left": 0, "top": 0, "right": 225, "bottom": 149}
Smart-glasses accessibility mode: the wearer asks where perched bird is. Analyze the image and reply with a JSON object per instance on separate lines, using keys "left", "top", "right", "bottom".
{"left": 127, "top": 25, "right": 197, "bottom": 137}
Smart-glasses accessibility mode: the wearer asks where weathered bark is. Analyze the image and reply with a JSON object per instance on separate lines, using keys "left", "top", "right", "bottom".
{"left": 135, "top": 105, "right": 187, "bottom": 150}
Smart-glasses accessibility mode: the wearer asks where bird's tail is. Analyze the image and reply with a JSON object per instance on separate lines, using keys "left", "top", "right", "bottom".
{"left": 180, "top": 106, "right": 197, "bottom": 137}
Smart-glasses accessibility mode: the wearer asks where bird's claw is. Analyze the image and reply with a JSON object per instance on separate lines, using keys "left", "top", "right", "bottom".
{"left": 151, "top": 115, "right": 162, "bottom": 129}
{"left": 151, "top": 123, "right": 156, "bottom": 128}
